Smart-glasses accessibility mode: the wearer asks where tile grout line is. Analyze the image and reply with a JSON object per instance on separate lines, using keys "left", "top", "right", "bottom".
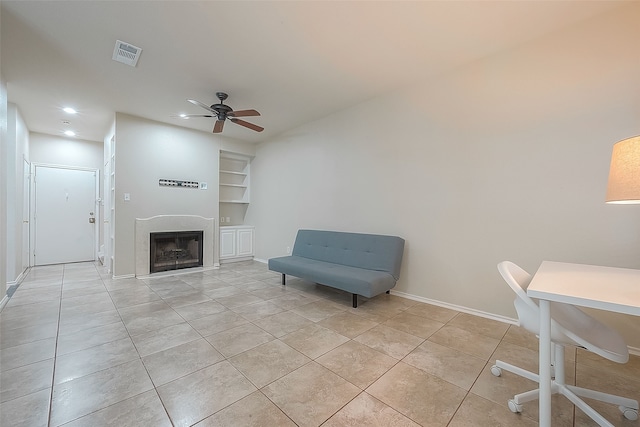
{"left": 49, "top": 262, "right": 135, "bottom": 427}
{"left": 20, "top": 261, "right": 622, "bottom": 426}
{"left": 450, "top": 340, "right": 507, "bottom": 427}
{"left": 46, "top": 264, "right": 66, "bottom": 427}
{"left": 101, "top": 266, "right": 177, "bottom": 426}
{"left": 144, "top": 270, "right": 270, "bottom": 426}
{"left": 138, "top": 276, "right": 200, "bottom": 427}
{"left": 140, "top": 272, "right": 351, "bottom": 425}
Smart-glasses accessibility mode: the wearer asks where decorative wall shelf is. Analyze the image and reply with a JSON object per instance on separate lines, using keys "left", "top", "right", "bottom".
{"left": 159, "top": 179, "right": 199, "bottom": 188}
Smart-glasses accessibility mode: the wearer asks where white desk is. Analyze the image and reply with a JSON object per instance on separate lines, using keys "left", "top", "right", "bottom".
{"left": 527, "top": 261, "right": 640, "bottom": 427}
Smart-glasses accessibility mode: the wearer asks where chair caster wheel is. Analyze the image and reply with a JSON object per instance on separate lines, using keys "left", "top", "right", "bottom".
{"left": 620, "top": 406, "right": 638, "bottom": 421}
{"left": 508, "top": 399, "right": 523, "bottom": 413}
{"left": 490, "top": 365, "right": 502, "bottom": 377}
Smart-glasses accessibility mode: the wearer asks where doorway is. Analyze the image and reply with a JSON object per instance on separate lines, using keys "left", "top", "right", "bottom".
{"left": 33, "top": 165, "right": 98, "bottom": 265}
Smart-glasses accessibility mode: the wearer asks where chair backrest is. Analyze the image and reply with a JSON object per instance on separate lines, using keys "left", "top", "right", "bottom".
{"left": 498, "top": 261, "right": 551, "bottom": 338}
{"left": 498, "top": 261, "right": 629, "bottom": 364}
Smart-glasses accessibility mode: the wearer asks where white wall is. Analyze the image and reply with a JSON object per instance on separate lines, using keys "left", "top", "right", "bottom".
{"left": 5, "top": 104, "right": 29, "bottom": 283}
{"left": 247, "top": 5, "right": 640, "bottom": 347}
{"left": 0, "top": 5, "right": 8, "bottom": 299}
{"left": 112, "top": 113, "right": 255, "bottom": 277}
{"left": 0, "top": 64, "right": 7, "bottom": 300}
{"left": 30, "top": 132, "right": 103, "bottom": 169}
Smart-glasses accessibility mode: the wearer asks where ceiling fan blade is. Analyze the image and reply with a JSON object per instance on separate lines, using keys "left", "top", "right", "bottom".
{"left": 178, "top": 114, "right": 215, "bottom": 118}
{"left": 187, "top": 99, "right": 216, "bottom": 113}
{"left": 230, "top": 118, "right": 264, "bottom": 132}
{"left": 228, "top": 109, "right": 260, "bottom": 118}
{"left": 213, "top": 119, "right": 225, "bottom": 133}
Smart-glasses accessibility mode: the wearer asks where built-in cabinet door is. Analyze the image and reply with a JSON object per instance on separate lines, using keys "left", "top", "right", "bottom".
{"left": 220, "top": 229, "right": 237, "bottom": 258}
{"left": 237, "top": 228, "right": 254, "bottom": 257}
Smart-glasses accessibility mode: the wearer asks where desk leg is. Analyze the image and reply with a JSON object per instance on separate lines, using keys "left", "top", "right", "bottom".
{"left": 539, "top": 299, "right": 552, "bottom": 427}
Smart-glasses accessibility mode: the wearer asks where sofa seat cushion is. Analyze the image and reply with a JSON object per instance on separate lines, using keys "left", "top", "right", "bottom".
{"left": 268, "top": 255, "right": 395, "bottom": 298}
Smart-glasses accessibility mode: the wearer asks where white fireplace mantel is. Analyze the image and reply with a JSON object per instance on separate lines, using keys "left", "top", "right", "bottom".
{"left": 135, "top": 215, "right": 215, "bottom": 277}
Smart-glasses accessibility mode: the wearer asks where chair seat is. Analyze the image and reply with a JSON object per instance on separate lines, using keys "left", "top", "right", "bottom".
{"left": 550, "top": 302, "right": 629, "bottom": 363}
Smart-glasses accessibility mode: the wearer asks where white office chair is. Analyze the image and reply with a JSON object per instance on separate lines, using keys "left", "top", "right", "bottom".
{"left": 491, "top": 261, "right": 638, "bottom": 426}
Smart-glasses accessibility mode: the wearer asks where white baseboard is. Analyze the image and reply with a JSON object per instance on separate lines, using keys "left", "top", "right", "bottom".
{"left": 2, "top": 268, "right": 31, "bottom": 312}
{"left": 390, "top": 290, "right": 640, "bottom": 356}
{"left": 390, "top": 289, "right": 518, "bottom": 325}
{"left": 6, "top": 267, "right": 30, "bottom": 287}
{"left": 111, "top": 273, "right": 136, "bottom": 280}
{"left": 0, "top": 294, "right": 9, "bottom": 312}
{"left": 16, "top": 268, "right": 29, "bottom": 284}
{"left": 220, "top": 256, "right": 254, "bottom": 264}
{"left": 253, "top": 258, "right": 268, "bottom": 264}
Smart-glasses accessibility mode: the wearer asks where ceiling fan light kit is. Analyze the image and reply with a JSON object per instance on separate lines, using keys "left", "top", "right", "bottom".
{"left": 184, "top": 92, "right": 263, "bottom": 134}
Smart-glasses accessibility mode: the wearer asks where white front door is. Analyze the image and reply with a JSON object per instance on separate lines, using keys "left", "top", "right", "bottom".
{"left": 34, "top": 166, "right": 97, "bottom": 265}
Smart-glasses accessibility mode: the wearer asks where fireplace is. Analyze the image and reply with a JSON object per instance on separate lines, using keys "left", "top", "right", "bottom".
{"left": 135, "top": 215, "right": 215, "bottom": 277}
{"left": 150, "top": 231, "right": 203, "bottom": 273}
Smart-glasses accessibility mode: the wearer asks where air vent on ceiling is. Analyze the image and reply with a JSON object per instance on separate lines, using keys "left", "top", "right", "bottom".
{"left": 112, "top": 40, "right": 142, "bottom": 67}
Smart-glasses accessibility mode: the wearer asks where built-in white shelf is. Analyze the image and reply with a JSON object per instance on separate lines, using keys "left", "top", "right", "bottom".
{"left": 220, "top": 170, "right": 247, "bottom": 176}
{"left": 219, "top": 153, "right": 250, "bottom": 204}
{"left": 220, "top": 183, "right": 247, "bottom": 188}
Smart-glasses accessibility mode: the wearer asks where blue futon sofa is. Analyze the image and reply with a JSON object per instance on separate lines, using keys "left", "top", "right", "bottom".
{"left": 268, "top": 229, "right": 405, "bottom": 308}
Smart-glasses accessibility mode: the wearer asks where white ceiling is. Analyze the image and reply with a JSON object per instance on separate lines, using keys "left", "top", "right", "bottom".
{"left": 1, "top": 1, "right": 625, "bottom": 144}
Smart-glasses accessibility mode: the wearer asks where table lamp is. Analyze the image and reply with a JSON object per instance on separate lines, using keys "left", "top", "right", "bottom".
{"left": 606, "top": 135, "right": 640, "bottom": 204}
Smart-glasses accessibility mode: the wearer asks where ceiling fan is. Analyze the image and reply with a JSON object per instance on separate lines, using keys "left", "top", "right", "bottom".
{"left": 183, "top": 92, "right": 263, "bottom": 133}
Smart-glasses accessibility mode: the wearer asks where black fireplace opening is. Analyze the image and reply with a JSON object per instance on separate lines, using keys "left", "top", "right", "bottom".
{"left": 150, "top": 231, "right": 204, "bottom": 273}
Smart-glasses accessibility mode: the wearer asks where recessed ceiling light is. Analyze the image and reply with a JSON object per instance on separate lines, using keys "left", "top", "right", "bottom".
{"left": 64, "top": 130, "right": 76, "bottom": 137}
{"left": 63, "top": 107, "right": 77, "bottom": 114}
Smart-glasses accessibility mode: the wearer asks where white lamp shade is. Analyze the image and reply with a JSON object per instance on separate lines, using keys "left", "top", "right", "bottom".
{"left": 606, "top": 135, "right": 640, "bottom": 204}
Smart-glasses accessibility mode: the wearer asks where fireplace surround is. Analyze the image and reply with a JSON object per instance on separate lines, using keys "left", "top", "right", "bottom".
{"left": 135, "top": 215, "right": 216, "bottom": 276}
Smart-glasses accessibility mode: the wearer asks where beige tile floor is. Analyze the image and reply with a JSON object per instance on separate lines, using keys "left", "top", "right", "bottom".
{"left": 1, "top": 261, "right": 639, "bottom": 426}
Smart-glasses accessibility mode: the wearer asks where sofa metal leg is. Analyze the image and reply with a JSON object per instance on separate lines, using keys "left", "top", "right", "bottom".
{"left": 281, "top": 274, "right": 286, "bottom": 286}
{"left": 352, "top": 294, "right": 358, "bottom": 308}
{"left": 386, "top": 290, "right": 390, "bottom": 294}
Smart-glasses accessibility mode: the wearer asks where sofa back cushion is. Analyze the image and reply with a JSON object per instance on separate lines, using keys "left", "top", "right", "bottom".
{"left": 292, "top": 229, "right": 405, "bottom": 280}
